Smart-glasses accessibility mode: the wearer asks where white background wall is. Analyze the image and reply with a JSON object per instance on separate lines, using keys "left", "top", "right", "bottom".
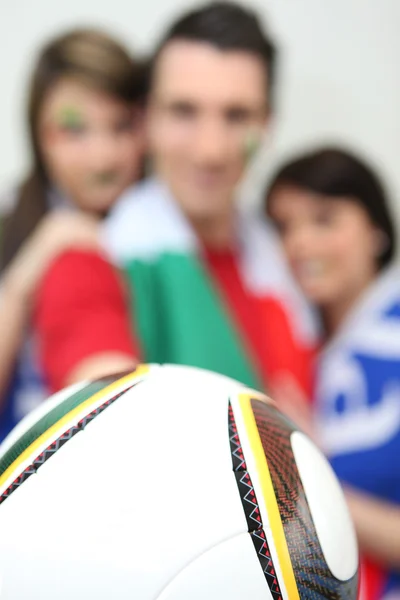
{"left": 1, "top": 0, "right": 400, "bottom": 225}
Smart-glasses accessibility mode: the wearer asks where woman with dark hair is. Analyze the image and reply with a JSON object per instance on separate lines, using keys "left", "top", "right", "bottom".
{"left": 0, "top": 28, "right": 147, "bottom": 440}
{"left": 267, "top": 147, "right": 400, "bottom": 600}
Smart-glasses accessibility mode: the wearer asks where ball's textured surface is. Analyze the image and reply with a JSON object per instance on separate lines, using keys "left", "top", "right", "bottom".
{"left": 0, "top": 364, "right": 358, "bottom": 599}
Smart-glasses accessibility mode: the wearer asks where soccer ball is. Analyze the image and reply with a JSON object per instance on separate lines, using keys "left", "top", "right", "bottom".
{"left": 0, "top": 364, "right": 358, "bottom": 599}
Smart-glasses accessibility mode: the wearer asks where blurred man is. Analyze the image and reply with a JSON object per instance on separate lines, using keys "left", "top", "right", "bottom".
{"left": 35, "top": 2, "right": 316, "bottom": 394}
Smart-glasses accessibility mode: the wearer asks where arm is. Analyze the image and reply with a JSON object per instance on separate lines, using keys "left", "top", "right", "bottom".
{"left": 0, "top": 211, "right": 101, "bottom": 402}
{"left": 34, "top": 249, "right": 140, "bottom": 391}
{"left": 345, "top": 487, "right": 400, "bottom": 570}
{"left": 0, "top": 273, "right": 30, "bottom": 403}
{"left": 65, "top": 353, "right": 136, "bottom": 386}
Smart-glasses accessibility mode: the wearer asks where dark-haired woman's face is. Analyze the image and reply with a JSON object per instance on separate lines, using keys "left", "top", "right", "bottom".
{"left": 269, "top": 185, "right": 380, "bottom": 307}
{"left": 38, "top": 77, "right": 144, "bottom": 214}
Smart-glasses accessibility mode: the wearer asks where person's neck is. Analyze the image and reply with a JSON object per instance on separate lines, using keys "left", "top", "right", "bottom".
{"left": 189, "top": 211, "right": 236, "bottom": 251}
{"left": 320, "top": 271, "right": 377, "bottom": 339}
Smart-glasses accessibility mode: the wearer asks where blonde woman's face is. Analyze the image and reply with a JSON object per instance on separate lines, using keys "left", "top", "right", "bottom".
{"left": 39, "top": 78, "right": 144, "bottom": 214}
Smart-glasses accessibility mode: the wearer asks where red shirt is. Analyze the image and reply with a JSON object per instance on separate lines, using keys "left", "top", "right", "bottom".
{"left": 35, "top": 249, "right": 314, "bottom": 394}
{"left": 34, "top": 251, "right": 139, "bottom": 391}
{"left": 202, "top": 247, "right": 314, "bottom": 394}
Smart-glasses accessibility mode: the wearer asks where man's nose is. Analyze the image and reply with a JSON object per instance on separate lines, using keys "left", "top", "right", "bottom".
{"left": 192, "top": 118, "right": 231, "bottom": 166}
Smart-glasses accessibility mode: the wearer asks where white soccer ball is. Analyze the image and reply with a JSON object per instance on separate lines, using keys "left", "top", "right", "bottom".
{"left": 0, "top": 364, "right": 358, "bottom": 599}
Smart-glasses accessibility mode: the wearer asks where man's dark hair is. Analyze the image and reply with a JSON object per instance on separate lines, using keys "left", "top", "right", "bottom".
{"left": 149, "top": 1, "right": 277, "bottom": 107}
{"left": 266, "top": 147, "right": 396, "bottom": 269}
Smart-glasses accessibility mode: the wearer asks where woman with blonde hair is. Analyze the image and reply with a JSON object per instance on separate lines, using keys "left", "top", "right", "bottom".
{"left": 0, "top": 28, "right": 146, "bottom": 440}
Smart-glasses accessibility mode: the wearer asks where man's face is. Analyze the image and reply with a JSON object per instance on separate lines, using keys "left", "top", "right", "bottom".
{"left": 147, "top": 40, "right": 269, "bottom": 221}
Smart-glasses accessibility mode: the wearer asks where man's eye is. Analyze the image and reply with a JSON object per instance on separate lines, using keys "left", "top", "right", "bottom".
{"left": 225, "top": 108, "right": 251, "bottom": 124}
{"left": 169, "top": 103, "right": 197, "bottom": 119}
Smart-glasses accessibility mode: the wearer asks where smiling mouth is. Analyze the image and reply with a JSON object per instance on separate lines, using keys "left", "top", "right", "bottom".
{"left": 296, "top": 260, "right": 327, "bottom": 278}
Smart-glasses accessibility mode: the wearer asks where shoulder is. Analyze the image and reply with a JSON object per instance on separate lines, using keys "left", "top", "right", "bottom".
{"left": 45, "top": 248, "right": 113, "bottom": 276}
{"left": 359, "top": 267, "right": 400, "bottom": 356}
{"left": 376, "top": 266, "right": 400, "bottom": 319}
{"left": 37, "top": 249, "right": 124, "bottom": 305}
{"left": 358, "top": 265, "right": 400, "bottom": 322}
{"left": 101, "top": 178, "right": 197, "bottom": 264}
{"left": 326, "top": 266, "right": 400, "bottom": 358}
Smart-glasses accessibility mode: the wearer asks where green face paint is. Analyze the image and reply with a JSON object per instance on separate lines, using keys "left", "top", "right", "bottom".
{"left": 243, "top": 129, "right": 261, "bottom": 163}
{"left": 58, "top": 106, "right": 85, "bottom": 130}
{"left": 88, "top": 171, "right": 120, "bottom": 186}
